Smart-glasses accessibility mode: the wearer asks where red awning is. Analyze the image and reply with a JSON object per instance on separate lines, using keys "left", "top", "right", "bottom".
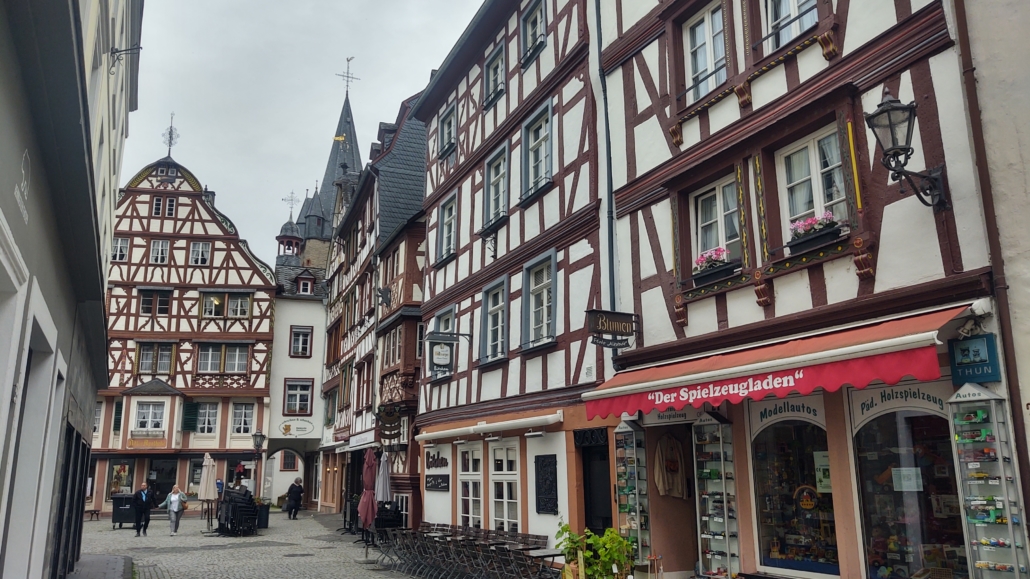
{"left": 584, "top": 306, "right": 968, "bottom": 419}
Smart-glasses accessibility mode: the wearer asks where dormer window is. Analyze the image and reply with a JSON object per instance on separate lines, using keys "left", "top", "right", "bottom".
{"left": 168, "top": 168, "right": 177, "bottom": 176}
{"left": 157, "top": 167, "right": 167, "bottom": 176}
{"left": 299, "top": 279, "right": 313, "bottom": 295}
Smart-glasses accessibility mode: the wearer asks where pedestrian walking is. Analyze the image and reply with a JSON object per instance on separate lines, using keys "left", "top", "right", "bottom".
{"left": 132, "top": 482, "right": 158, "bottom": 537}
{"left": 158, "top": 484, "right": 189, "bottom": 535}
{"left": 285, "top": 477, "right": 304, "bottom": 520}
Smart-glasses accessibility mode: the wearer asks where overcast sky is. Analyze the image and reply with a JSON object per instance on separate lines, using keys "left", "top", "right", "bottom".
{"left": 121, "top": 0, "right": 483, "bottom": 265}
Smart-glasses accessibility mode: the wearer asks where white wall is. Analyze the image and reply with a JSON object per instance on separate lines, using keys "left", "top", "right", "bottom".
{"left": 269, "top": 298, "right": 326, "bottom": 442}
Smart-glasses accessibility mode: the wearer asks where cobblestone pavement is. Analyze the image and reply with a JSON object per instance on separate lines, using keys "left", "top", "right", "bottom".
{"left": 81, "top": 511, "right": 402, "bottom": 579}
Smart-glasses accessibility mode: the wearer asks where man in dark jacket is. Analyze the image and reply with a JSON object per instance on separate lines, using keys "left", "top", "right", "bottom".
{"left": 132, "top": 482, "right": 159, "bottom": 536}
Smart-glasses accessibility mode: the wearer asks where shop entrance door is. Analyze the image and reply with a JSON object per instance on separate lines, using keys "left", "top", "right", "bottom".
{"left": 147, "top": 459, "right": 178, "bottom": 505}
{"left": 582, "top": 445, "right": 612, "bottom": 535}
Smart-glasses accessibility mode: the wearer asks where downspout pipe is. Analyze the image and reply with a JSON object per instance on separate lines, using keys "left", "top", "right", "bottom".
{"left": 952, "top": 0, "right": 1030, "bottom": 515}
{"left": 594, "top": 0, "right": 620, "bottom": 363}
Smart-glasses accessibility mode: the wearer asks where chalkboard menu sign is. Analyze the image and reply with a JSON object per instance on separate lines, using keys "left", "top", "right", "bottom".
{"left": 426, "top": 474, "right": 450, "bottom": 492}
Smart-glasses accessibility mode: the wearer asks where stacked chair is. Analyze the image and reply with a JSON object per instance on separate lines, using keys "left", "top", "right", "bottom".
{"left": 378, "top": 523, "right": 560, "bottom": 579}
{"left": 216, "top": 487, "right": 259, "bottom": 536}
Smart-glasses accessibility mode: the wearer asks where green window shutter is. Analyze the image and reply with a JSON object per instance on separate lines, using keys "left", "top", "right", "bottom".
{"left": 181, "top": 402, "right": 199, "bottom": 432}
{"left": 113, "top": 401, "right": 123, "bottom": 432}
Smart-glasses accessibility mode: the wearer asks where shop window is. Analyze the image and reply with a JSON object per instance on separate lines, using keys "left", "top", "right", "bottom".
{"left": 459, "top": 447, "right": 483, "bottom": 528}
{"left": 752, "top": 420, "right": 838, "bottom": 575}
{"left": 854, "top": 411, "right": 964, "bottom": 579}
{"left": 107, "top": 458, "right": 135, "bottom": 500}
{"left": 492, "top": 445, "right": 519, "bottom": 532}
{"left": 187, "top": 458, "right": 203, "bottom": 496}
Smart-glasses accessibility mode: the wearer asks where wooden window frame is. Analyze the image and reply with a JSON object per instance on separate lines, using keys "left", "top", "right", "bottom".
{"left": 149, "top": 239, "right": 169, "bottom": 264}
{"left": 688, "top": 175, "right": 742, "bottom": 266}
{"left": 436, "top": 194, "right": 458, "bottom": 265}
{"left": 519, "top": 104, "right": 554, "bottom": 206}
{"left": 438, "top": 104, "right": 457, "bottom": 158}
{"left": 290, "top": 326, "right": 313, "bottom": 358}
{"left": 231, "top": 402, "right": 255, "bottom": 435}
{"left": 773, "top": 124, "right": 849, "bottom": 251}
{"left": 520, "top": 250, "right": 557, "bottom": 352}
{"left": 281, "top": 451, "right": 298, "bottom": 471}
{"left": 479, "top": 276, "right": 509, "bottom": 364}
{"left": 189, "top": 241, "right": 211, "bottom": 266}
{"left": 197, "top": 402, "right": 218, "bottom": 435}
{"left": 140, "top": 291, "right": 171, "bottom": 316}
{"left": 111, "top": 237, "right": 129, "bottom": 262}
{"left": 520, "top": 0, "right": 547, "bottom": 68}
{"left": 283, "top": 379, "right": 314, "bottom": 416}
{"left": 483, "top": 45, "right": 506, "bottom": 110}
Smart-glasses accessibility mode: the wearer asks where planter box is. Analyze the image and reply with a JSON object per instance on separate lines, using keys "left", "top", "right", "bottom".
{"left": 786, "top": 224, "right": 843, "bottom": 255}
{"left": 691, "top": 260, "right": 741, "bottom": 287}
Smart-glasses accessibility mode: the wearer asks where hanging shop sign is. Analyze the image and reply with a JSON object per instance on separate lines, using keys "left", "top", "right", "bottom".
{"left": 429, "top": 340, "right": 455, "bottom": 378}
{"left": 749, "top": 395, "right": 826, "bottom": 434}
{"left": 948, "top": 334, "right": 1001, "bottom": 384}
{"left": 849, "top": 382, "right": 954, "bottom": 432}
{"left": 586, "top": 309, "right": 637, "bottom": 349}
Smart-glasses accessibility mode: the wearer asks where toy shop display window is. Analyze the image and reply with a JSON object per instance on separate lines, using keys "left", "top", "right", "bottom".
{"left": 854, "top": 411, "right": 966, "bottom": 579}
{"left": 752, "top": 420, "right": 840, "bottom": 575}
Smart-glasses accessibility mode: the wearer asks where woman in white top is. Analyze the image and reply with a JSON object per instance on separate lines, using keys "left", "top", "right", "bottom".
{"left": 158, "top": 484, "right": 188, "bottom": 536}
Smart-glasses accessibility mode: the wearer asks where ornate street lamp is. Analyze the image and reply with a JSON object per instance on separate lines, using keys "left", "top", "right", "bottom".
{"left": 865, "top": 90, "right": 948, "bottom": 211}
{"left": 251, "top": 429, "right": 266, "bottom": 490}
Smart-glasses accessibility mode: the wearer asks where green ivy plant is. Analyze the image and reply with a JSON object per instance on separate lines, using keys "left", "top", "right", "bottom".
{"left": 556, "top": 520, "right": 635, "bottom": 579}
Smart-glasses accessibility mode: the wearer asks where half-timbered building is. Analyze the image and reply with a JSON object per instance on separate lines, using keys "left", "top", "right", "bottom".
{"left": 91, "top": 156, "right": 276, "bottom": 515}
{"left": 582, "top": 1, "right": 1030, "bottom": 578}
{"left": 318, "top": 94, "right": 363, "bottom": 514}
{"left": 412, "top": 0, "right": 607, "bottom": 542}
{"left": 368, "top": 94, "right": 427, "bottom": 529}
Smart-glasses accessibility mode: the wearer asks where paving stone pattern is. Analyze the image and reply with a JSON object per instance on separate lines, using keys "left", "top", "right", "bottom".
{"left": 67, "top": 554, "right": 132, "bottom": 579}
{"left": 80, "top": 512, "right": 402, "bottom": 579}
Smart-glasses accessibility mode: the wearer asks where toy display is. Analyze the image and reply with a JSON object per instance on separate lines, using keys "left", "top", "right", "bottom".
{"left": 946, "top": 386, "right": 1030, "bottom": 578}
{"left": 854, "top": 408, "right": 969, "bottom": 579}
{"left": 693, "top": 414, "right": 739, "bottom": 579}
{"left": 614, "top": 422, "right": 650, "bottom": 565}
{"left": 752, "top": 420, "right": 839, "bottom": 575}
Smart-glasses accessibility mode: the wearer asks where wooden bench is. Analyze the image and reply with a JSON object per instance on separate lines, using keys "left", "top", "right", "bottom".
{"left": 85, "top": 509, "right": 100, "bottom": 521}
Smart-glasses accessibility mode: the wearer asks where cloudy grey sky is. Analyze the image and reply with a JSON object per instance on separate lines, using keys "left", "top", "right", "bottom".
{"left": 121, "top": 0, "right": 483, "bottom": 265}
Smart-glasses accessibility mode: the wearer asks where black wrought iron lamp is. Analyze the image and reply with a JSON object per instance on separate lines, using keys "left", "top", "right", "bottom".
{"left": 864, "top": 90, "right": 948, "bottom": 211}
{"left": 251, "top": 429, "right": 266, "bottom": 464}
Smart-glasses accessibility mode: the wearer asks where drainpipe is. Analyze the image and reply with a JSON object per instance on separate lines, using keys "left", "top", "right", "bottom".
{"left": 952, "top": 0, "right": 1030, "bottom": 514}
{"left": 594, "top": 0, "right": 620, "bottom": 364}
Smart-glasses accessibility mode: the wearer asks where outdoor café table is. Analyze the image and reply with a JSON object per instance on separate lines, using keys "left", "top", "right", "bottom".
{"left": 528, "top": 549, "right": 562, "bottom": 559}
{"left": 503, "top": 543, "right": 538, "bottom": 551}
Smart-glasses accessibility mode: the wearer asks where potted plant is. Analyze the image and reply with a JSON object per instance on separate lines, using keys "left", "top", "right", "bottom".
{"left": 786, "top": 211, "right": 843, "bottom": 254}
{"left": 556, "top": 521, "right": 635, "bottom": 579}
{"left": 691, "top": 247, "right": 740, "bottom": 287}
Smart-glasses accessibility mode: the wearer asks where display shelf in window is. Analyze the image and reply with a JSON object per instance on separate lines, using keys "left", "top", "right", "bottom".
{"left": 614, "top": 420, "right": 650, "bottom": 565}
{"left": 947, "top": 383, "right": 1030, "bottom": 577}
{"left": 693, "top": 411, "right": 739, "bottom": 579}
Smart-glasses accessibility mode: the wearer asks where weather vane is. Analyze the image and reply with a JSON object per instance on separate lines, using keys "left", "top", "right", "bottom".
{"left": 335, "top": 57, "right": 359, "bottom": 94}
{"left": 282, "top": 190, "right": 300, "bottom": 219}
{"left": 162, "top": 112, "right": 179, "bottom": 156}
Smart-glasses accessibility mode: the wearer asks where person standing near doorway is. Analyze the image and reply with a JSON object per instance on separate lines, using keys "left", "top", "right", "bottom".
{"left": 159, "top": 484, "right": 188, "bottom": 535}
{"left": 286, "top": 477, "right": 304, "bottom": 520}
{"left": 132, "top": 482, "right": 158, "bottom": 536}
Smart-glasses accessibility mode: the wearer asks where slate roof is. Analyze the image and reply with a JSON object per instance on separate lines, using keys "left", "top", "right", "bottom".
{"left": 369, "top": 93, "right": 427, "bottom": 247}
{"left": 279, "top": 219, "right": 301, "bottom": 238}
{"left": 275, "top": 264, "right": 328, "bottom": 299}
{"left": 121, "top": 378, "right": 184, "bottom": 397}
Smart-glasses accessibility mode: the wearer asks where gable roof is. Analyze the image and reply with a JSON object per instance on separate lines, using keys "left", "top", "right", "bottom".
{"left": 372, "top": 93, "right": 427, "bottom": 247}
{"left": 276, "top": 264, "right": 328, "bottom": 299}
{"left": 121, "top": 378, "right": 184, "bottom": 397}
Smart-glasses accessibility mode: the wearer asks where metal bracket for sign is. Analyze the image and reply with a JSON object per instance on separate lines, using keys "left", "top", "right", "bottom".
{"left": 585, "top": 310, "right": 641, "bottom": 350}
{"left": 424, "top": 331, "right": 473, "bottom": 343}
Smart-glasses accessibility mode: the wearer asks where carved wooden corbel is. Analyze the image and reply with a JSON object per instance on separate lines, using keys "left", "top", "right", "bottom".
{"left": 734, "top": 82, "right": 752, "bottom": 107}
{"left": 852, "top": 237, "right": 875, "bottom": 280}
{"left": 674, "top": 293, "right": 688, "bottom": 326}
{"left": 753, "top": 270, "right": 774, "bottom": 307}
{"left": 669, "top": 123, "right": 684, "bottom": 147}
{"left": 817, "top": 29, "right": 839, "bottom": 61}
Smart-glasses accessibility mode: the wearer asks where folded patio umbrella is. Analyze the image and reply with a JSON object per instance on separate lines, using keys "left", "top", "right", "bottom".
{"left": 375, "top": 451, "right": 391, "bottom": 502}
{"left": 199, "top": 453, "right": 218, "bottom": 501}
{"left": 357, "top": 448, "right": 378, "bottom": 529}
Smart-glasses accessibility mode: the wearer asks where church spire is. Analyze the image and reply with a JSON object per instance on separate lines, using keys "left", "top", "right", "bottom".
{"left": 318, "top": 82, "right": 362, "bottom": 199}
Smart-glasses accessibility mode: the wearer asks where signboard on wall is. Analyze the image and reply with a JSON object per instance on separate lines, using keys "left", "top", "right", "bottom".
{"left": 425, "top": 475, "right": 450, "bottom": 492}
{"left": 277, "top": 418, "right": 315, "bottom": 437}
{"left": 748, "top": 396, "right": 826, "bottom": 434}
{"left": 849, "top": 381, "right": 953, "bottom": 433}
{"left": 127, "top": 438, "right": 167, "bottom": 449}
{"left": 948, "top": 334, "right": 1002, "bottom": 384}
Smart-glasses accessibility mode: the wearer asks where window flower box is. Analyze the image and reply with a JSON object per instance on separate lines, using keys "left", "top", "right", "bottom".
{"left": 692, "top": 248, "right": 739, "bottom": 287}
{"left": 692, "top": 259, "right": 741, "bottom": 287}
{"left": 786, "top": 213, "right": 844, "bottom": 255}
